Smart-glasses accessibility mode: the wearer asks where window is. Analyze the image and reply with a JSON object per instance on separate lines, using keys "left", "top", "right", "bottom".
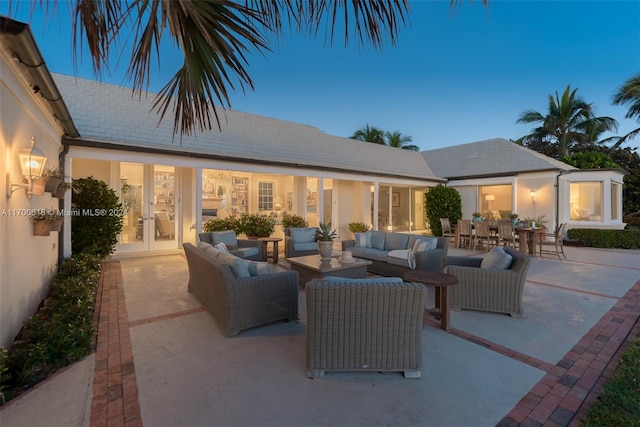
{"left": 569, "top": 182, "right": 602, "bottom": 222}
{"left": 258, "top": 181, "right": 274, "bottom": 211}
{"left": 478, "top": 185, "right": 512, "bottom": 220}
{"left": 611, "top": 182, "right": 620, "bottom": 221}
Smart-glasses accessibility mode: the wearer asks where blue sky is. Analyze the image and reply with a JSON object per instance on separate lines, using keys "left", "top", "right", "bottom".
{"left": 2, "top": 1, "right": 639, "bottom": 151}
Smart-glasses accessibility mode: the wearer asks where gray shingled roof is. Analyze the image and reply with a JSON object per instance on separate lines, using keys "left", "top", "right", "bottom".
{"left": 53, "top": 73, "right": 441, "bottom": 181}
{"left": 422, "top": 138, "right": 576, "bottom": 179}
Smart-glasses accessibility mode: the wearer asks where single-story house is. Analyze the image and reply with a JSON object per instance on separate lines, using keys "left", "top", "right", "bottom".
{"left": 0, "top": 17, "right": 626, "bottom": 347}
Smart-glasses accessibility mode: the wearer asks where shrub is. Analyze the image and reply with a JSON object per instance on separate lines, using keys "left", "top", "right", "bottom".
{"left": 348, "top": 221, "right": 370, "bottom": 234}
{"left": 567, "top": 228, "right": 640, "bottom": 249}
{"left": 281, "top": 213, "right": 308, "bottom": 229}
{"left": 425, "top": 185, "right": 462, "bottom": 237}
{"left": 72, "top": 177, "right": 123, "bottom": 258}
{"left": 624, "top": 211, "right": 640, "bottom": 228}
{"left": 237, "top": 213, "right": 276, "bottom": 237}
{"left": 203, "top": 216, "right": 239, "bottom": 233}
{"left": 1, "top": 253, "right": 103, "bottom": 403}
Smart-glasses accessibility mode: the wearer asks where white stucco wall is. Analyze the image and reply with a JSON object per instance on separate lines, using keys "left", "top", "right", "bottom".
{"left": 0, "top": 52, "right": 64, "bottom": 348}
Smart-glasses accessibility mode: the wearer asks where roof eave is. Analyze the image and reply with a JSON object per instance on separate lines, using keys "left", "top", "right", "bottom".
{"left": 63, "top": 137, "right": 446, "bottom": 183}
{"left": 0, "top": 17, "right": 80, "bottom": 138}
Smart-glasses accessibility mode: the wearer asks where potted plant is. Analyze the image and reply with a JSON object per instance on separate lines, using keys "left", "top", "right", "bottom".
{"left": 203, "top": 216, "right": 240, "bottom": 233}
{"left": 30, "top": 208, "right": 61, "bottom": 236}
{"left": 237, "top": 213, "right": 276, "bottom": 238}
{"left": 472, "top": 212, "right": 483, "bottom": 221}
{"left": 510, "top": 213, "right": 519, "bottom": 227}
{"left": 348, "top": 221, "right": 370, "bottom": 235}
{"left": 281, "top": 213, "right": 308, "bottom": 234}
{"left": 316, "top": 222, "right": 337, "bottom": 261}
{"left": 42, "top": 167, "right": 72, "bottom": 198}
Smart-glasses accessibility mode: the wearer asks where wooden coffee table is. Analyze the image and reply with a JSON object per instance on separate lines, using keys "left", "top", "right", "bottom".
{"left": 404, "top": 270, "right": 458, "bottom": 331}
{"left": 286, "top": 254, "right": 372, "bottom": 287}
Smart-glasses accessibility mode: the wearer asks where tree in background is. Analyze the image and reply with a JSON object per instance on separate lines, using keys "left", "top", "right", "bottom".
{"left": 385, "top": 131, "right": 420, "bottom": 151}
{"left": 351, "top": 126, "right": 418, "bottom": 150}
{"left": 424, "top": 185, "right": 462, "bottom": 237}
{"left": 516, "top": 85, "right": 618, "bottom": 158}
{"left": 351, "top": 124, "right": 386, "bottom": 145}
{"left": 612, "top": 73, "right": 640, "bottom": 148}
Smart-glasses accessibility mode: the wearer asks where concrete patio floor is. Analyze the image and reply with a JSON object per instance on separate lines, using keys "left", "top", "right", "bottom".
{"left": 1, "top": 244, "right": 639, "bottom": 427}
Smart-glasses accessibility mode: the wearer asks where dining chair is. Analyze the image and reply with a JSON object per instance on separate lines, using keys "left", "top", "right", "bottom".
{"left": 473, "top": 221, "right": 495, "bottom": 252}
{"left": 497, "top": 222, "right": 516, "bottom": 248}
{"left": 456, "top": 219, "right": 473, "bottom": 249}
{"left": 440, "top": 218, "right": 456, "bottom": 244}
{"left": 538, "top": 223, "right": 567, "bottom": 260}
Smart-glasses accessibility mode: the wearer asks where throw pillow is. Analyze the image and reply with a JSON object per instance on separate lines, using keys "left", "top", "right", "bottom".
{"left": 214, "top": 242, "right": 229, "bottom": 253}
{"left": 354, "top": 231, "right": 372, "bottom": 248}
{"left": 212, "top": 230, "right": 239, "bottom": 251}
{"left": 217, "top": 251, "right": 251, "bottom": 278}
{"left": 290, "top": 227, "right": 317, "bottom": 243}
{"left": 197, "top": 241, "right": 213, "bottom": 250}
{"left": 388, "top": 249, "right": 416, "bottom": 269}
{"left": 480, "top": 246, "right": 513, "bottom": 270}
{"left": 412, "top": 239, "right": 428, "bottom": 253}
{"left": 247, "top": 261, "right": 272, "bottom": 276}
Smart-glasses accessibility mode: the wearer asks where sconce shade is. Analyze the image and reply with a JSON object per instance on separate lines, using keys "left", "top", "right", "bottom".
{"left": 17, "top": 137, "right": 47, "bottom": 181}
{"left": 485, "top": 194, "right": 495, "bottom": 201}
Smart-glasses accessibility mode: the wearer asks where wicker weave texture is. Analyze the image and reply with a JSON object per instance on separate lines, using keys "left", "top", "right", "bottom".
{"left": 445, "top": 247, "right": 531, "bottom": 318}
{"left": 184, "top": 243, "right": 299, "bottom": 337}
{"left": 306, "top": 279, "right": 426, "bottom": 378}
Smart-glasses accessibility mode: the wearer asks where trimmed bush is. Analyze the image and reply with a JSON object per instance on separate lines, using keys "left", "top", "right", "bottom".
{"left": 425, "top": 185, "right": 462, "bottom": 237}
{"left": 72, "top": 177, "right": 123, "bottom": 258}
{"left": 567, "top": 228, "right": 640, "bottom": 249}
{"left": 1, "top": 253, "right": 102, "bottom": 404}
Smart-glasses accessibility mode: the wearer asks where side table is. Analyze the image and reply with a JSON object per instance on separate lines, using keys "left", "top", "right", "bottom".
{"left": 403, "top": 270, "right": 458, "bottom": 331}
{"left": 258, "top": 237, "right": 283, "bottom": 264}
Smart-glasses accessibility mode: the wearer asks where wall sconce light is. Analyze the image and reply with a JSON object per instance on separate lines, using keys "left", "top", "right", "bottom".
{"left": 7, "top": 136, "right": 47, "bottom": 198}
{"left": 530, "top": 189, "right": 537, "bottom": 204}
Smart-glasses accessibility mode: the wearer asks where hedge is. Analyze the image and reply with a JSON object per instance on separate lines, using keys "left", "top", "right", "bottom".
{"left": 567, "top": 228, "right": 640, "bottom": 249}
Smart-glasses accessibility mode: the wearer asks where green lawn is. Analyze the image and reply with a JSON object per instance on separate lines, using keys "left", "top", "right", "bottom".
{"left": 582, "top": 330, "right": 640, "bottom": 426}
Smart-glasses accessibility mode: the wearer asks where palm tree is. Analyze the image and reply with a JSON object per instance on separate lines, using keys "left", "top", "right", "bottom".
{"left": 351, "top": 124, "right": 386, "bottom": 145}
{"left": 612, "top": 73, "right": 640, "bottom": 148}
{"left": 385, "top": 131, "right": 419, "bottom": 151}
{"left": 11, "top": 1, "right": 412, "bottom": 137}
{"left": 516, "top": 85, "right": 618, "bottom": 157}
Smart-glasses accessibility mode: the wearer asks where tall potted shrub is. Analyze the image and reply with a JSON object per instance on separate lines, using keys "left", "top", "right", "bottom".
{"left": 237, "top": 213, "right": 276, "bottom": 238}
{"left": 316, "top": 222, "right": 337, "bottom": 261}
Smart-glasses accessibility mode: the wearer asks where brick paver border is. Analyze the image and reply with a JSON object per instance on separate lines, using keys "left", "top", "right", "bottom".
{"left": 90, "top": 261, "right": 142, "bottom": 427}
{"left": 92, "top": 258, "right": 639, "bottom": 427}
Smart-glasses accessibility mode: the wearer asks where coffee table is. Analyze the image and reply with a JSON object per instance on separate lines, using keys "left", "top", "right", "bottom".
{"left": 404, "top": 270, "right": 458, "bottom": 331}
{"left": 286, "top": 254, "right": 372, "bottom": 287}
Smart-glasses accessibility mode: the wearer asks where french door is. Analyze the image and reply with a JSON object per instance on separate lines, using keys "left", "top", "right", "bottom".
{"left": 116, "top": 162, "right": 179, "bottom": 253}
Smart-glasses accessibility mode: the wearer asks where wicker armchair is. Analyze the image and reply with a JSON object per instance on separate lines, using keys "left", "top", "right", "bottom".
{"left": 444, "top": 247, "right": 531, "bottom": 318}
{"left": 306, "top": 278, "right": 426, "bottom": 379}
{"left": 183, "top": 243, "right": 299, "bottom": 337}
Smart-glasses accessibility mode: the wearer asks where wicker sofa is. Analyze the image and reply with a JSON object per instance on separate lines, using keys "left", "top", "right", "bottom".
{"left": 306, "top": 277, "right": 426, "bottom": 379}
{"left": 341, "top": 232, "right": 449, "bottom": 276}
{"left": 183, "top": 243, "right": 299, "bottom": 337}
{"left": 444, "top": 246, "right": 531, "bottom": 318}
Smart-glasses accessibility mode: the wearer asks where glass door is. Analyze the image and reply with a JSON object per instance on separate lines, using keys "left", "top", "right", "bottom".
{"left": 116, "top": 163, "right": 179, "bottom": 253}
{"left": 151, "top": 165, "right": 178, "bottom": 250}
{"left": 118, "top": 163, "right": 146, "bottom": 252}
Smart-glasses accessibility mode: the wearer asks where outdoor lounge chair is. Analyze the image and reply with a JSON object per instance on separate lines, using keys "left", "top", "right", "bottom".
{"left": 444, "top": 246, "right": 531, "bottom": 318}
{"left": 183, "top": 243, "right": 299, "bottom": 337}
{"left": 306, "top": 277, "right": 426, "bottom": 379}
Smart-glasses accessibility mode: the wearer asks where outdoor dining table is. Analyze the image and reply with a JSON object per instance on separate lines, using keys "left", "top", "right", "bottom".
{"left": 515, "top": 226, "right": 543, "bottom": 255}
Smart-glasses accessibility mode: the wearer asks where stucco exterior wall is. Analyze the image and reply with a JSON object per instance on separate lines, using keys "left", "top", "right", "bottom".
{"left": 0, "top": 52, "right": 64, "bottom": 348}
